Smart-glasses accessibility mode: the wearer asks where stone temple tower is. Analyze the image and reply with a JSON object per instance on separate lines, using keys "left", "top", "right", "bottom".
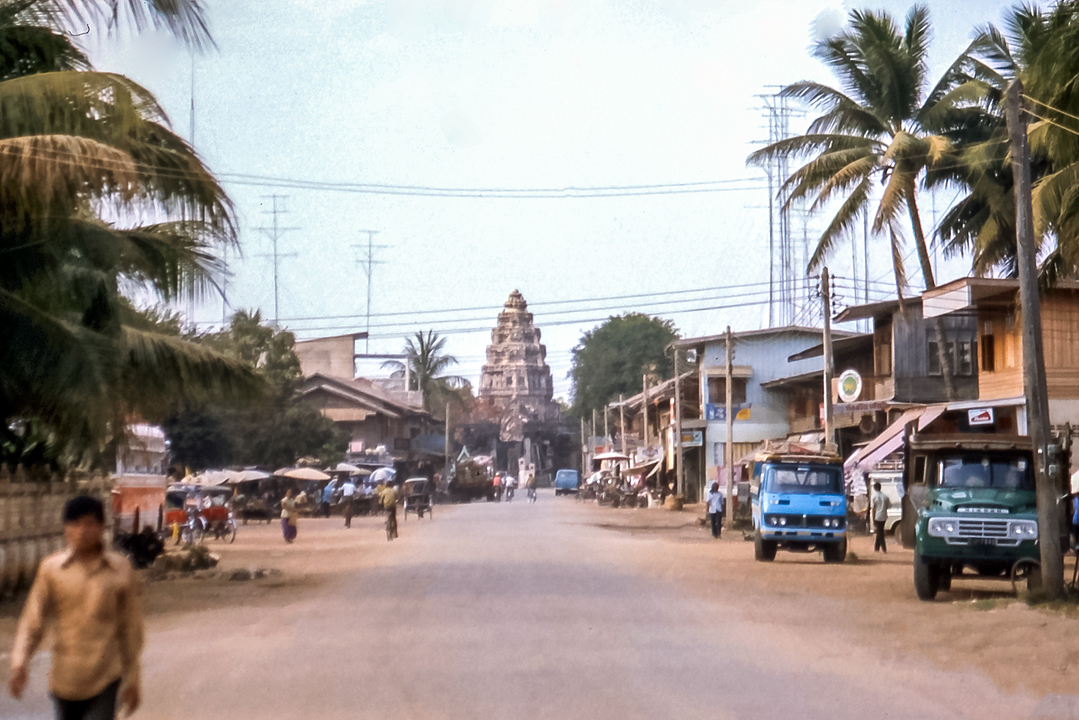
{"left": 479, "top": 290, "right": 560, "bottom": 440}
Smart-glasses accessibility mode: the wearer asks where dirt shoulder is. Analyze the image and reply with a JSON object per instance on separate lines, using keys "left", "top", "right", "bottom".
{"left": 576, "top": 499, "right": 1079, "bottom": 699}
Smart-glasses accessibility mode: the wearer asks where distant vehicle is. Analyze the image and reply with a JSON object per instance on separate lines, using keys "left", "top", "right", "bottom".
{"left": 867, "top": 470, "right": 903, "bottom": 535}
{"left": 554, "top": 469, "right": 580, "bottom": 496}
{"left": 907, "top": 434, "right": 1043, "bottom": 601}
{"left": 750, "top": 443, "right": 847, "bottom": 563}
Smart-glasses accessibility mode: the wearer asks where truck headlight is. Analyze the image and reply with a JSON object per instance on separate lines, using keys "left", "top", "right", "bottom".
{"left": 1010, "top": 520, "right": 1037, "bottom": 538}
{"left": 778, "top": 517, "right": 787, "bottom": 526}
{"left": 927, "top": 518, "right": 957, "bottom": 537}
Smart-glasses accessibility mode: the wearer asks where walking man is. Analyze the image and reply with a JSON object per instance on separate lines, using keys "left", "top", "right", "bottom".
{"left": 872, "top": 481, "right": 891, "bottom": 553}
{"left": 706, "top": 481, "right": 725, "bottom": 539}
{"left": 9, "top": 495, "right": 144, "bottom": 720}
{"left": 341, "top": 478, "right": 356, "bottom": 529}
{"left": 381, "top": 482, "right": 399, "bottom": 540}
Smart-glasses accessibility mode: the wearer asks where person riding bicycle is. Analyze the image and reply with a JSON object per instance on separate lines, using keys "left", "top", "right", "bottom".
{"left": 380, "top": 482, "right": 400, "bottom": 540}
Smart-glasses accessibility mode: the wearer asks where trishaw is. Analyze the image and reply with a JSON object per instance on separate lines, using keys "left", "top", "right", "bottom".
{"left": 165, "top": 484, "right": 238, "bottom": 544}
{"left": 402, "top": 477, "right": 433, "bottom": 520}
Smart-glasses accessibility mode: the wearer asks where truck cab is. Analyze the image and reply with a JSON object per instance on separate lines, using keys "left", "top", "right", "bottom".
{"left": 906, "top": 434, "right": 1040, "bottom": 600}
{"left": 750, "top": 445, "right": 847, "bottom": 563}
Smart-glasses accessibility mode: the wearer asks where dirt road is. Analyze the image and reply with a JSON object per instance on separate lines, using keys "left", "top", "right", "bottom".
{"left": 1, "top": 491, "right": 1077, "bottom": 719}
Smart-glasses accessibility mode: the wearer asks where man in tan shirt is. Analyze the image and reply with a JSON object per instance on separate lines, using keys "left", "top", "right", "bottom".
{"left": 9, "top": 495, "right": 144, "bottom": 719}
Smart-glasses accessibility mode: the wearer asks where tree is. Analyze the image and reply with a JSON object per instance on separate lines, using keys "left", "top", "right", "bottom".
{"left": 0, "top": 0, "right": 259, "bottom": 467}
{"left": 569, "top": 314, "right": 677, "bottom": 418}
{"left": 381, "top": 331, "right": 468, "bottom": 413}
{"left": 747, "top": 5, "right": 973, "bottom": 295}
{"left": 163, "top": 311, "right": 348, "bottom": 471}
{"left": 934, "top": 2, "right": 1079, "bottom": 282}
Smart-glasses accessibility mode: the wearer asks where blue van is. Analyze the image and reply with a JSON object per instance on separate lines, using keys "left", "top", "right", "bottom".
{"left": 750, "top": 445, "right": 847, "bottom": 563}
{"left": 554, "top": 469, "right": 580, "bottom": 496}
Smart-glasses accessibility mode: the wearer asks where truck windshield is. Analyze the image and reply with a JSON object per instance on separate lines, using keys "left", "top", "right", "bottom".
{"left": 937, "top": 455, "right": 1034, "bottom": 490}
{"left": 764, "top": 465, "right": 842, "bottom": 494}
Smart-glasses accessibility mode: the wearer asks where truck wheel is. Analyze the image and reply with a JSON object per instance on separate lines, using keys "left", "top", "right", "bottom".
{"left": 754, "top": 529, "right": 777, "bottom": 562}
{"left": 823, "top": 538, "right": 847, "bottom": 563}
{"left": 914, "top": 552, "right": 940, "bottom": 600}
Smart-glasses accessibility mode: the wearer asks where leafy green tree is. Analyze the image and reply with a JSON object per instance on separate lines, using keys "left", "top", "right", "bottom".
{"left": 382, "top": 330, "right": 468, "bottom": 412}
{"left": 747, "top": 5, "right": 975, "bottom": 294}
{"left": 569, "top": 314, "right": 677, "bottom": 418}
{"left": 163, "top": 311, "right": 348, "bottom": 471}
{"left": 0, "top": 0, "right": 260, "bottom": 467}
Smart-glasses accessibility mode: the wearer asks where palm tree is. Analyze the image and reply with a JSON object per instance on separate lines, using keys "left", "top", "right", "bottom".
{"left": 0, "top": 0, "right": 261, "bottom": 466}
{"left": 382, "top": 331, "right": 468, "bottom": 412}
{"left": 934, "top": 2, "right": 1079, "bottom": 282}
{"left": 747, "top": 5, "right": 968, "bottom": 294}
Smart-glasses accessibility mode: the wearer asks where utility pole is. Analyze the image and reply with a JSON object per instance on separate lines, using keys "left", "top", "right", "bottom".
{"left": 353, "top": 230, "right": 389, "bottom": 354}
{"left": 1007, "top": 80, "right": 1064, "bottom": 598}
{"left": 444, "top": 404, "right": 451, "bottom": 491}
{"left": 255, "top": 194, "right": 299, "bottom": 327}
{"left": 592, "top": 408, "right": 597, "bottom": 451}
{"left": 619, "top": 394, "right": 627, "bottom": 456}
{"left": 822, "top": 267, "right": 835, "bottom": 448}
{"left": 580, "top": 416, "right": 587, "bottom": 480}
{"left": 725, "top": 326, "right": 735, "bottom": 530}
{"left": 674, "top": 345, "right": 685, "bottom": 497}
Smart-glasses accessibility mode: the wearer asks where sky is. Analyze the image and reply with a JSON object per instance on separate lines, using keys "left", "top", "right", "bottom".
{"left": 85, "top": 0, "right": 1023, "bottom": 399}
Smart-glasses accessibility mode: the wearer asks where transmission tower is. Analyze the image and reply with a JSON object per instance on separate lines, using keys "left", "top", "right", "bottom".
{"left": 255, "top": 194, "right": 299, "bottom": 327}
{"left": 352, "top": 230, "right": 389, "bottom": 353}
{"left": 758, "top": 92, "right": 805, "bottom": 327}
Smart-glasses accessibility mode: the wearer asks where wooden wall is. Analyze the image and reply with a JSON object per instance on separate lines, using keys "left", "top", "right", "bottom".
{"left": 979, "top": 294, "right": 1079, "bottom": 400}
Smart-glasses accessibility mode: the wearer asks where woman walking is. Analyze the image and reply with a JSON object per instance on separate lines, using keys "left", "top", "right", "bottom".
{"left": 281, "top": 488, "right": 298, "bottom": 543}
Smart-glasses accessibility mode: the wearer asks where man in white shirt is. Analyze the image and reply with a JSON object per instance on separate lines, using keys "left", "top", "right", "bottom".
{"left": 341, "top": 479, "right": 357, "bottom": 528}
{"left": 872, "top": 481, "right": 892, "bottom": 553}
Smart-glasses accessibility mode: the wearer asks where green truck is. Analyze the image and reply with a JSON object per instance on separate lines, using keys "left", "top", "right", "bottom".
{"left": 906, "top": 434, "right": 1040, "bottom": 600}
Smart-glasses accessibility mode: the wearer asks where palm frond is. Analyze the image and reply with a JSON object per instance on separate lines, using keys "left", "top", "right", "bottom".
{"left": 120, "top": 327, "right": 263, "bottom": 417}
{"left": 807, "top": 177, "right": 871, "bottom": 272}
{"left": 39, "top": 0, "right": 213, "bottom": 48}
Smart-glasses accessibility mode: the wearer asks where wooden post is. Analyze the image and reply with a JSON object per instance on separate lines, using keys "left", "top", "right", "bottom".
{"left": 1007, "top": 79, "right": 1063, "bottom": 598}
{"left": 725, "top": 326, "right": 735, "bottom": 529}
{"left": 822, "top": 267, "right": 835, "bottom": 449}
{"left": 444, "top": 405, "right": 451, "bottom": 490}
{"left": 643, "top": 374, "right": 650, "bottom": 449}
{"left": 674, "top": 345, "right": 685, "bottom": 497}
{"left": 580, "top": 416, "right": 587, "bottom": 480}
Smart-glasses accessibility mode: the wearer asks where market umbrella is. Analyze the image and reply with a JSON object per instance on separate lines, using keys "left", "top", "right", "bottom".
{"left": 230, "top": 469, "right": 270, "bottom": 482}
{"left": 370, "top": 467, "right": 396, "bottom": 484}
{"left": 334, "top": 462, "right": 362, "bottom": 473}
{"left": 187, "top": 470, "right": 230, "bottom": 486}
{"left": 274, "top": 467, "right": 331, "bottom": 481}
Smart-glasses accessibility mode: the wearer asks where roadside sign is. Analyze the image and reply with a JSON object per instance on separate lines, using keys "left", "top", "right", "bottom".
{"left": 968, "top": 408, "right": 995, "bottom": 426}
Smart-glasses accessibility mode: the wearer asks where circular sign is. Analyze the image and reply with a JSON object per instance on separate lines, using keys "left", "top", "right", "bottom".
{"left": 838, "top": 369, "right": 862, "bottom": 403}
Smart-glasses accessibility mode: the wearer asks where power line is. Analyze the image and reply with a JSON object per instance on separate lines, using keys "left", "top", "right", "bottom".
{"left": 279, "top": 286, "right": 800, "bottom": 332}
{"left": 295, "top": 296, "right": 775, "bottom": 339}
{"left": 274, "top": 279, "right": 785, "bottom": 323}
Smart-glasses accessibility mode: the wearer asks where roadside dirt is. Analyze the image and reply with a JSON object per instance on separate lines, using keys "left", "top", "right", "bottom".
{"left": 582, "top": 500, "right": 1079, "bottom": 699}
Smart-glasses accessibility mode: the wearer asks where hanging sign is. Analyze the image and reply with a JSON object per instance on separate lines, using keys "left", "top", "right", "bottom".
{"left": 968, "top": 408, "right": 995, "bottom": 426}
{"left": 837, "top": 369, "right": 863, "bottom": 403}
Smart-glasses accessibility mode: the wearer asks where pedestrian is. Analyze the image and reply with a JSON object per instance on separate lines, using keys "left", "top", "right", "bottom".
{"left": 872, "top": 481, "right": 891, "bottom": 553}
{"left": 320, "top": 480, "right": 335, "bottom": 518}
{"left": 706, "top": 481, "right": 725, "bottom": 539}
{"left": 9, "top": 495, "right": 144, "bottom": 720}
{"left": 341, "top": 478, "right": 356, "bottom": 529}
{"left": 381, "top": 482, "right": 399, "bottom": 540}
{"left": 281, "top": 489, "right": 298, "bottom": 543}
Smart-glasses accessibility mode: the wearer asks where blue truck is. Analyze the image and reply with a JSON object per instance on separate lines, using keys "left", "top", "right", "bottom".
{"left": 750, "top": 444, "right": 847, "bottom": 563}
{"left": 554, "top": 469, "right": 580, "bottom": 496}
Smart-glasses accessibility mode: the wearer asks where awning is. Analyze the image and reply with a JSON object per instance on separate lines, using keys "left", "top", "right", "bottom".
{"left": 622, "top": 460, "right": 660, "bottom": 477}
{"left": 844, "top": 405, "right": 945, "bottom": 475}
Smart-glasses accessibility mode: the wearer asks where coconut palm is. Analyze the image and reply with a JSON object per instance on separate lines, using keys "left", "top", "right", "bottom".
{"left": 747, "top": 5, "right": 975, "bottom": 294}
{"left": 382, "top": 331, "right": 469, "bottom": 412}
{"left": 934, "top": 2, "right": 1079, "bottom": 282}
{"left": 0, "top": 0, "right": 260, "bottom": 466}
